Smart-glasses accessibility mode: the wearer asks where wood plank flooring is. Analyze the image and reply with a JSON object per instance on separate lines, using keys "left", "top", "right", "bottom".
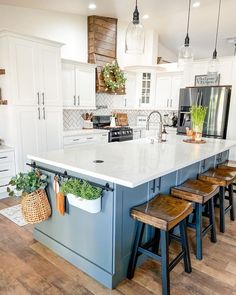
{"left": 0, "top": 196, "right": 236, "bottom": 295}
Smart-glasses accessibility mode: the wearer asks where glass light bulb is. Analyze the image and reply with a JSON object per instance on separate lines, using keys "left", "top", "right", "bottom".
{"left": 207, "top": 57, "right": 219, "bottom": 77}
{"left": 178, "top": 44, "right": 194, "bottom": 68}
{"left": 125, "top": 22, "right": 145, "bottom": 54}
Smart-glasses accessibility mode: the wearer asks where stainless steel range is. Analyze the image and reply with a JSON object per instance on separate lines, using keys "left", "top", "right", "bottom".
{"left": 93, "top": 116, "right": 133, "bottom": 142}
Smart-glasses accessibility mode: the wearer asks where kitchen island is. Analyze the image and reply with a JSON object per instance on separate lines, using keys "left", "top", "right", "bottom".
{"left": 27, "top": 135, "right": 236, "bottom": 289}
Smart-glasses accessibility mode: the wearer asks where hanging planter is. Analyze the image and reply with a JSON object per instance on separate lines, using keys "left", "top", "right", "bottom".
{"left": 7, "top": 170, "right": 51, "bottom": 224}
{"left": 60, "top": 179, "right": 103, "bottom": 214}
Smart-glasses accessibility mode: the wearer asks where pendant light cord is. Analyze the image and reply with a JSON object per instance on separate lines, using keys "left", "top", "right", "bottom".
{"left": 213, "top": 0, "right": 222, "bottom": 58}
{"left": 186, "top": 0, "right": 191, "bottom": 35}
{"left": 133, "top": 0, "right": 139, "bottom": 24}
{"left": 185, "top": 0, "right": 192, "bottom": 46}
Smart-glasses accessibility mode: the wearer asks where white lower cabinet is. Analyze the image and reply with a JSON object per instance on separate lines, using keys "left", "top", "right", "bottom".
{"left": 63, "top": 132, "right": 108, "bottom": 149}
{"left": 16, "top": 106, "right": 62, "bottom": 171}
{"left": 0, "top": 149, "right": 15, "bottom": 196}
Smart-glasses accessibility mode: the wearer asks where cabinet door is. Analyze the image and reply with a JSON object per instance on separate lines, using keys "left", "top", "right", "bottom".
{"left": 75, "top": 67, "right": 96, "bottom": 108}
{"left": 155, "top": 76, "right": 172, "bottom": 109}
{"left": 138, "top": 72, "right": 156, "bottom": 109}
{"left": 125, "top": 72, "right": 137, "bottom": 108}
{"left": 16, "top": 107, "right": 41, "bottom": 172}
{"left": 62, "top": 63, "right": 76, "bottom": 107}
{"left": 170, "top": 75, "right": 182, "bottom": 110}
{"left": 39, "top": 45, "right": 62, "bottom": 106}
{"left": 41, "top": 107, "right": 63, "bottom": 152}
{"left": 10, "top": 38, "right": 39, "bottom": 106}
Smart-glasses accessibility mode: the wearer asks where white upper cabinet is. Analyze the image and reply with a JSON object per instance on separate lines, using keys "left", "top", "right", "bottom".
{"left": 156, "top": 76, "right": 172, "bottom": 109}
{"left": 62, "top": 60, "right": 96, "bottom": 109}
{"left": 137, "top": 71, "right": 156, "bottom": 109}
{"left": 7, "top": 35, "right": 62, "bottom": 107}
{"left": 10, "top": 38, "right": 39, "bottom": 106}
{"left": 156, "top": 73, "right": 183, "bottom": 110}
{"left": 39, "top": 45, "right": 61, "bottom": 106}
{"left": 170, "top": 75, "right": 183, "bottom": 110}
{"left": 112, "top": 71, "right": 137, "bottom": 109}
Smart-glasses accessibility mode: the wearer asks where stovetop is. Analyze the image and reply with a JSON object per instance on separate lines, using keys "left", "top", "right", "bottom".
{"left": 94, "top": 126, "right": 132, "bottom": 131}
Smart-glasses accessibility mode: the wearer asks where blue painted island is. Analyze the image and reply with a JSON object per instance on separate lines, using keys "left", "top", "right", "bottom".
{"left": 27, "top": 135, "right": 236, "bottom": 289}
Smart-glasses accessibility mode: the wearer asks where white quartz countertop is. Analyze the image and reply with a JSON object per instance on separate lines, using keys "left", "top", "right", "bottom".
{"left": 28, "top": 135, "right": 236, "bottom": 188}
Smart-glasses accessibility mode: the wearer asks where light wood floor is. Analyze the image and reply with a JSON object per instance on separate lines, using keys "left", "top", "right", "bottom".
{"left": 0, "top": 197, "right": 236, "bottom": 295}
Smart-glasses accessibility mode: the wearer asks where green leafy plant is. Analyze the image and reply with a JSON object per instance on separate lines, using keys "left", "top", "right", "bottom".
{"left": 102, "top": 60, "right": 126, "bottom": 92}
{"left": 190, "top": 105, "right": 208, "bottom": 132}
{"left": 7, "top": 170, "right": 48, "bottom": 197}
{"left": 60, "top": 178, "right": 102, "bottom": 200}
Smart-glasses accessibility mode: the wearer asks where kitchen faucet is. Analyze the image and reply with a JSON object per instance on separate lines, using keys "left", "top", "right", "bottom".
{"left": 146, "top": 111, "right": 163, "bottom": 143}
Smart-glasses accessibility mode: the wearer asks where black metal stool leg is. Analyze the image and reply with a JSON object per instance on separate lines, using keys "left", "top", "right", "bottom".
{"left": 179, "top": 219, "right": 192, "bottom": 273}
{"left": 209, "top": 197, "right": 217, "bottom": 243}
{"left": 229, "top": 184, "right": 235, "bottom": 221}
{"left": 127, "top": 222, "right": 145, "bottom": 279}
{"left": 160, "top": 230, "right": 170, "bottom": 295}
{"left": 152, "top": 228, "right": 160, "bottom": 253}
{"left": 196, "top": 203, "right": 203, "bottom": 260}
{"left": 219, "top": 186, "right": 226, "bottom": 233}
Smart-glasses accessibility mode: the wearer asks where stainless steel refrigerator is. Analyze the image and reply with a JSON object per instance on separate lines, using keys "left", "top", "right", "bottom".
{"left": 177, "top": 86, "right": 231, "bottom": 139}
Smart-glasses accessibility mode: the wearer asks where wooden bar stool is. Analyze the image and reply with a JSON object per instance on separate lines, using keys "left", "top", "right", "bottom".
{"left": 171, "top": 179, "right": 219, "bottom": 260}
{"left": 198, "top": 167, "right": 236, "bottom": 233}
{"left": 127, "top": 195, "right": 193, "bottom": 295}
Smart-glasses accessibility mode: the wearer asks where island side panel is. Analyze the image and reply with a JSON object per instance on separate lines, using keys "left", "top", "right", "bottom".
{"left": 33, "top": 162, "right": 116, "bottom": 288}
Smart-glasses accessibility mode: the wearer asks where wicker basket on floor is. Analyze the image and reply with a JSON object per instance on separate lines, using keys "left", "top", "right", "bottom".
{"left": 21, "top": 189, "right": 51, "bottom": 224}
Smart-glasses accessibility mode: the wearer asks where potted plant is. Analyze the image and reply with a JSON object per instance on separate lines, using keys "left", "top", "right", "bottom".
{"left": 190, "top": 105, "right": 208, "bottom": 141}
{"left": 7, "top": 170, "right": 51, "bottom": 224}
{"left": 60, "top": 178, "right": 103, "bottom": 214}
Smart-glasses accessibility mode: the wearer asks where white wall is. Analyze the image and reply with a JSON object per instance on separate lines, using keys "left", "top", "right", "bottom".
{"left": 117, "top": 21, "right": 159, "bottom": 68}
{"left": 0, "top": 4, "right": 88, "bottom": 61}
{"left": 158, "top": 42, "right": 177, "bottom": 63}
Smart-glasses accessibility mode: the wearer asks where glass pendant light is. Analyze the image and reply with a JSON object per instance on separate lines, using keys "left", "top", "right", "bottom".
{"left": 178, "top": 0, "right": 194, "bottom": 66}
{"left": 125, "top": 0, "right": 145, "bottom": 54}
{"left": 207, "top": 0, "right": 222, "bottom": 77}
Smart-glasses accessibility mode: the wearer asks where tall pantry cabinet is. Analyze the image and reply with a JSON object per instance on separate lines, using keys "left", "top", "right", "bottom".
{"left": 0, "top": 31, "right": 63, "bottom": 172}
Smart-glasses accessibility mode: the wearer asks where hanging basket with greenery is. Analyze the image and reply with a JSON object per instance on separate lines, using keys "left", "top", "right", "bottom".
{"left": 102, "top": 60, "right": 127, "bottom": 93}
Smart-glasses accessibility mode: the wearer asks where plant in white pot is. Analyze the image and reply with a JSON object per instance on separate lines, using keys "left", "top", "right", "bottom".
{"left": 60, "top": 179, "right": 103, "bottom": 214}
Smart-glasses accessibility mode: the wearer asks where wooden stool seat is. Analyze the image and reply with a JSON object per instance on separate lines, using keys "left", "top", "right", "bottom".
{"left": 128, "top": 195, "right": 193, "bottom": 295}
{"left": 171, "top": 179, "right": 218, "bottom": 260}
{"left": 198, "top": 168, "right": 236, "bottom": 186}
{"left": 131, "top": 195, "right": 193, "bottom": 231}
{"left": 199, "top": 167, "right": 236, "bottom": 233}
{"left": 218, "top": 165, "right": 236, "bottom": 172}
{"left": 171, "top": 179, "right": 219, "bottom": 204}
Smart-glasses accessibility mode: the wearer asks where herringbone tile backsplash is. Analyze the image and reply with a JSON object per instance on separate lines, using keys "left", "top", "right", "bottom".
{"left": 63, "top": 93, "right": 177, "bottom": 130}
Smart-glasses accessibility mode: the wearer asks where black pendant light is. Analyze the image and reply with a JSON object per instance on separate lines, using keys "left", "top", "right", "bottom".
{"left": 178, "top": 0, "right": 194, "bottom": 65}
{"left": 207, "top": 0, "right": 222, "bottom": 76}
{"left": 125, "top": 0, "right": 145, "bottom": 54}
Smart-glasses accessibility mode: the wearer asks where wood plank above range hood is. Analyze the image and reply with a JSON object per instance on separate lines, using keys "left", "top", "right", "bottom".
{"left": 88, "top": 15, "right": 124, "bottom": 94}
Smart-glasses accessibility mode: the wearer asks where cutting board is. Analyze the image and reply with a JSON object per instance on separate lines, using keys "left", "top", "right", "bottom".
{"left": 116, "top": 113, "right": 128, "bottom": 126}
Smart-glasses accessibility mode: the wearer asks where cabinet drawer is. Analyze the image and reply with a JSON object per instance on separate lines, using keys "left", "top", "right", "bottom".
{"left": 64, "top": 136, "right": 87, "bottom": 146}
{"left": 0, "top": 151, "right": 14, "bottom": 164}
{"left": 0, "top": 162, "right": 15, "bottom": 179}
{"left": 0, "top": 176, "right": 11, "bottom": 193}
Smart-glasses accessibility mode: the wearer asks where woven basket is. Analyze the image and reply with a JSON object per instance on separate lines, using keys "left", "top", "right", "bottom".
{"left": 21, "top": 189, "right": 51, "bottom": 224}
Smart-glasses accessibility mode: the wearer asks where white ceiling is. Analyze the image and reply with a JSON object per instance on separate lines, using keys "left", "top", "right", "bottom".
{"left": 0, "top": 0, "right": 236, "bottom": 59}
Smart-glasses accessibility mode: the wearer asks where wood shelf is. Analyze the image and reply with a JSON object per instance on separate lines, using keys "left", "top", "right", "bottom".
{"left": 0, "top": 69, "right": 5, "bottom": 75}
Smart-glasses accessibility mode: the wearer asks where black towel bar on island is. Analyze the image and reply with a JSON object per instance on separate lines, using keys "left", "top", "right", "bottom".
{"left": 26, "top": 162, "right": 114, "bottom": 192}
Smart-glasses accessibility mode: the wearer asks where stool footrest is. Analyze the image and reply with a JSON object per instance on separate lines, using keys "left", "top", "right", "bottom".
{"left": 138, "top": 246, "right": 161, "bottom": 262}
{"left": 202, "top": 224, "right": 213, "bottom": 237}
{"left": 225, "top": 204, "right": 232, "bottom": 214}
{"left": 168, "top": 251, "right": 185, "bottom": 272}
{"left": 169, "top": 233, "right": 181, "bottom": 243}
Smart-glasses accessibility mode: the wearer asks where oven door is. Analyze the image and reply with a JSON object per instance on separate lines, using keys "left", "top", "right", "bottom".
{"left": 109, "top": 132, "right": 133, "bottom": 142}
